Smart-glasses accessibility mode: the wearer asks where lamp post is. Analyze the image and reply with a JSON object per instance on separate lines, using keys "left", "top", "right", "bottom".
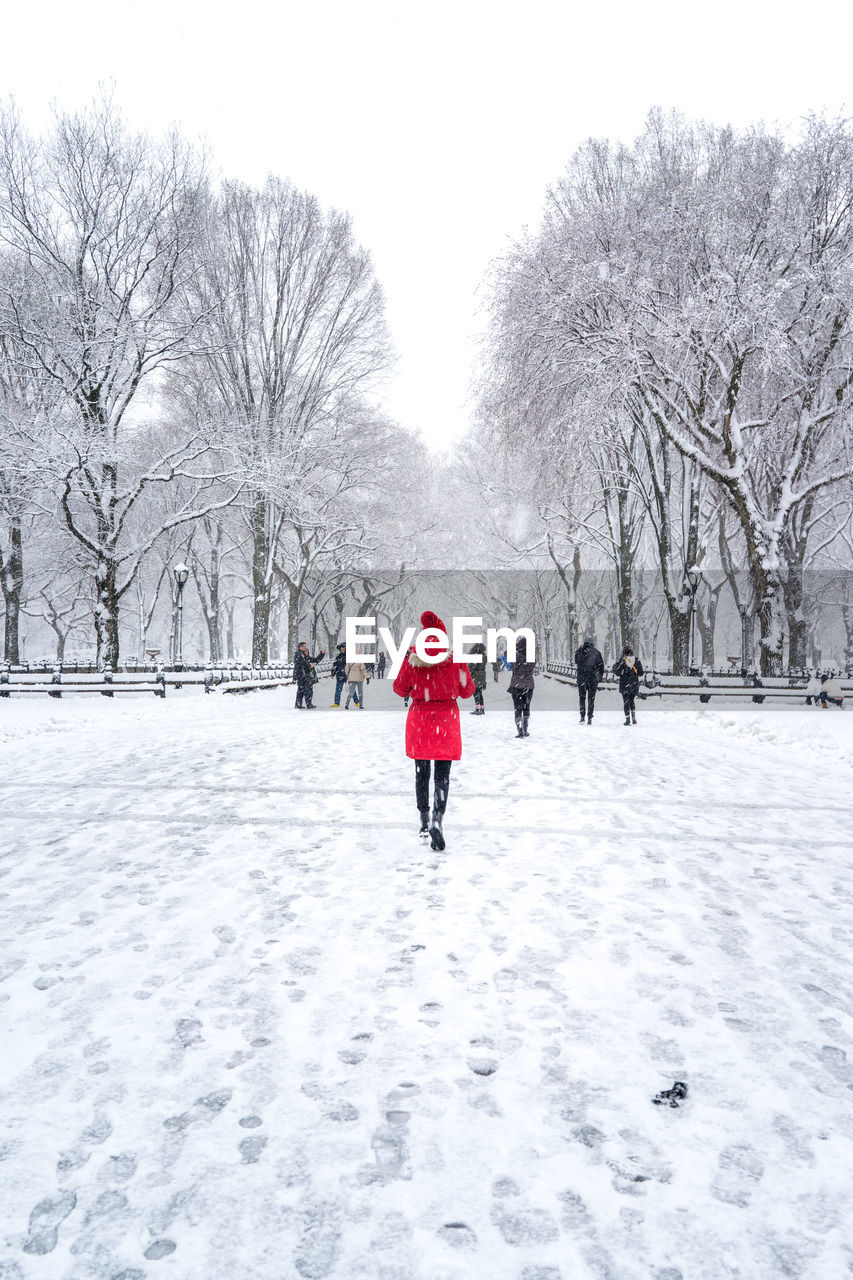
{"left": 685, "top": 565, "right": 701, "bottom": 673}
{"left": 739, "top": 603, "right": 748, "bottom": 676}
{"left": 173, "top": 563, "right": 189, "bottom": 668}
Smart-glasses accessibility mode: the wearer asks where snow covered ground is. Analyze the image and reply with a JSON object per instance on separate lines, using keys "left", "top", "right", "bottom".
{"left": 1, "top": 675, "right": 852, "bottom": 1280}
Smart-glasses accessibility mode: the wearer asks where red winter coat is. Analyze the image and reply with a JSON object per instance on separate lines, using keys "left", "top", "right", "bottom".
{"left": 393, "top": 651, "right": 474, "bottom": 760}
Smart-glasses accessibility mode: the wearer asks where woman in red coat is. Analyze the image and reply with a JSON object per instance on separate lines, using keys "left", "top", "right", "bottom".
{"left": 392, "top": 610, "right": 474, "bottom": 850}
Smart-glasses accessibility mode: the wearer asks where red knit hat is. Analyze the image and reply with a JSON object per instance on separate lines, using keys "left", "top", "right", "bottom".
{"left": 420, "top": 609, "right": 446, "bottom": 634}
{"left": 419, "top": 609, "right": 448, "bottom": 659}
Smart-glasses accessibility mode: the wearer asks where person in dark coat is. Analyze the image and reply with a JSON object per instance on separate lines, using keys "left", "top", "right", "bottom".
{"left": 467, "top": 640, "right": 488, "bottom": 715}
{"left": 392, "top": 609, "right": 474, "bottom": 850}
{"left": 575, "top": 636, "right": 604, "bottom": 724}
{"left": 613, "top": 644, "right": 644, "bottom": 724}
{"left": 507, "top": 635, "right": 535, "bottom": 738}
{"left": 492, "top": 657, "right": 502, "bottom": 683}
{"left": 377, "top": 651, "right": 386, "bottom": 680}
{"left": 330, "top": 642, "right": 347, "bottom": 707}
{"left": 293, "top": 641, "right": 325, "bottom": 709}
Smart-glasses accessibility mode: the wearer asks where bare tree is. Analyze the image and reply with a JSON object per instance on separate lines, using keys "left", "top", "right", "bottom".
{"left": 180, "top": 177, "right": 392, "bottom": 664}
{"left": 481, "top": 110, "right": 853, "bottom": 673}
{"left": 0, "top": 94, "right": 240, "bottom": 668}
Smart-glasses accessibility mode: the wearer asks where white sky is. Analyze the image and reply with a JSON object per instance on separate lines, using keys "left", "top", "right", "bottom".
{"left": 2, "top": 0, "right": 851, "bottom": 449}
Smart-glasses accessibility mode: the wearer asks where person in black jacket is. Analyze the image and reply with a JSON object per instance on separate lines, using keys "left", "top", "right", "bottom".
{"left": 330, "top": 642, "right": 347, "bottom": 707}
{"left": 293, "top": 641, "right": 325, "bottom": 709}
{"left": 467, "top": 640, "right": 488, "bottom": 715}
{"left": 507, "top": 635, "right": 535, "bottom": 737}
{"left": 613, "top": 644, "right": 644, "bottom": 724}
{"left": 575, "top": 636, "right": 604, "bottom": 724}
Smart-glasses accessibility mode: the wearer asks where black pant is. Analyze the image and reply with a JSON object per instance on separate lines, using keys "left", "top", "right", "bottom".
{"left": 510, "top": 688, "right": 532, "bottom": 726}
{"left": 295, "top": 680, "right": 314, "bottom": 708}
{"left": 578, "top": 680, "right": 597, "bottom": 719}
{"left": 474, "top": 683, "right": 484, "bottom": 708}
{"left": 415, "top": 759, "right": 451, "bottom": 815}
{"left": 622, "top": 691, "right": 636, "bottom": 717}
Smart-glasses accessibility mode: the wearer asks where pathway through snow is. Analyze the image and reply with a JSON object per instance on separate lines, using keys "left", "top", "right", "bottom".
{"left": 1, "top": 677, "right": 852, "bottom": 1279}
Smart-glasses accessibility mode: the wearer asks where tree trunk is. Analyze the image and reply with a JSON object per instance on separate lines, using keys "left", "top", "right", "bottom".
{"left": 842, "top": 604, "right": 853, "bottom": 673}
{"left": 696, "top": 592, "right": 720, "bottom": 668}
{"left": 725, "top": 490, "right": 784, "bottom": 676}
{"left": 615, "top": 486, "right": 635, "bottom": 646}
{"left": 1, "top": 518, "right": 24, "bottom": 664}
{"left": 285, "top": 585, "right": 301, "bottom": 659}
{"left": 206, "top": 541, "right": 222, "bottom": 663}
{"left": 137, "top": 580, "right": 147, "bottom": 660}
{"left": 785, "top": 597, "right": 808, "bottom": 670}
{"left": 668, "top": 598, "right": 690, "bottom": 675}
{"left": 225, "top": 602, "right": 236, "bottom": 661}
{"left": 782, "top": 552, "right": 808, "bottom": 671}
{"left": 94, "top": 555, "right": 120, "bottom": 670}
{"left": 756, "top": 575, "right": 785, "bottom": 676}
{"left": 250, "top": 495, "right": 272, "bottom": 666}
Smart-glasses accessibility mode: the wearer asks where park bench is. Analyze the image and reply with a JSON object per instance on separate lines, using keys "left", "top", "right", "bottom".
{"left": 205, "top": 662, "right": 332, "bottom": 693}
{"left": 0, "top": 668, "right": 167, "bottom": 698}
{"left": 544, "top": 665, "right": 849, "bottom": 706}
{"left": 1, "top": 661, "right": 333, "bottom": 699}
{"left": 208, "top": 665, "right": 294, "bottom": 694}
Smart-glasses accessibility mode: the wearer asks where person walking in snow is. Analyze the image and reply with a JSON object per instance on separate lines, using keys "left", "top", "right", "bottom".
{"left": 344, "top": 657, "right": 368, "bottom": 709}
{"left": 575, "top": 636, "right": 604, "bottom": 724}
{"left": 613, "top": 644, "right": 644, "bottom": 725}
{"left": 392, "top": 609, "right": 474, "bottom": 850}
{"left": 507, "top": 635, "right": 535, "bottom": 738}
{"left": 377, "top": 651, "right": 386, "bottom": 680}
{"left": 492, "top": 656, "right": 502, "bottom": 683}
{"left": 293, "top": 641, "right": 325, "bottom": 709}
{"left": 467, "top": 639, "right": 488, "bottom": 715}
{"left": 330, "top": 642, "right": 347, "bottom": 707}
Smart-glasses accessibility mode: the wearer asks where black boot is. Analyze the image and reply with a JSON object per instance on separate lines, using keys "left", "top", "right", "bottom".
{"left": 429, "top": 807, "right": 445, "bottom": 852}
{"left": 522, "top": 714, "right": 530, "bottom": 737}
{"left": 419, "top": 809, "right": 430, "bottom": 838}
{"left": 515, "top": 718, "right": 524, "bottom": 738}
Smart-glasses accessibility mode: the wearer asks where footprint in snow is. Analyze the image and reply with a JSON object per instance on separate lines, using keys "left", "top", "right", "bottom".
{"left": 143, "top": 1238, "right": 177, "bottom": 1260}
{"left": 238, "top": 1134, "right": 268, "bottom": 1163}
{"left": 490, "top": 1203, "right": 560, "bottom": 1246}
{"left": 292, "top": 1200, "right": 342, "bottom": 1279}
{"left": 23, "top": 1191, "right": 77, "bottom": 1255}
{"left": 711, "top": 1143, "right": 765, "bottom": 1207}
{"left": 436, "top": 1222, "right": 478, "bottom": 1251}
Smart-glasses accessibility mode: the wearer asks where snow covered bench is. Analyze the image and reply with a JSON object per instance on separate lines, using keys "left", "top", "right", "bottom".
{"left": 543, "top": 667, "right": 849, "bottom": 706}
{"left": 205, "top": 662, "right": 332, "bottom": 694}
{"left": 0, "top": 668, "right": 167, "bottom": 698}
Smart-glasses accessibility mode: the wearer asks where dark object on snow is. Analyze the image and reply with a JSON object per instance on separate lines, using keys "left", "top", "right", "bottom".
{"left": 652, "top": 1081, "right": 688, "bottom": 1108}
